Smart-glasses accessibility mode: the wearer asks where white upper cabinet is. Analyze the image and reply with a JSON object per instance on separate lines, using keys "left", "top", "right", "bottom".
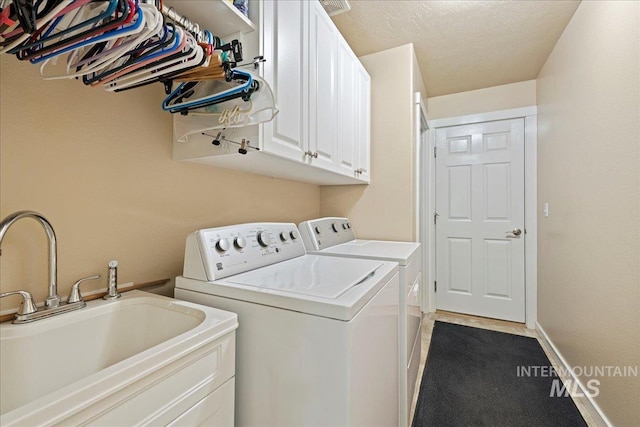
{"left": 172, "top": 0, "right": 371, "bottom": 185}
{"left": 355, "top": 61, "right": 371, "bottom": 182}
{"left": 335, "top": 34, "right": 358, "bottom": 177}
{"left": 261, "top": 0, "right": 370, "bottom": 181}
{"left": 308, "top": 0, "right": 338, "bottom": 171}
{"left": 261, "top": 0, "right": 309, "bottom": 162}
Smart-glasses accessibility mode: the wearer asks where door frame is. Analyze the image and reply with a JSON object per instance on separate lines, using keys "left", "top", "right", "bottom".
{"left": 419, "top": 106, "right": 538, "bottom": 329}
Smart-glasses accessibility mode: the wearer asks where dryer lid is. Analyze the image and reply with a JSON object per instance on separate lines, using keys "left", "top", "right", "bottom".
{"left": 226, "top": 255, "right": 383, "bottom": 299}
{"left": 321, "top": 240, "right": 421, "bottom": 265}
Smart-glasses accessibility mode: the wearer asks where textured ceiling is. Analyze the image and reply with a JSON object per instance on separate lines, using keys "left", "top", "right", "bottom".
{"left": 331, "top": 0, "right": 580, "bottom": 96}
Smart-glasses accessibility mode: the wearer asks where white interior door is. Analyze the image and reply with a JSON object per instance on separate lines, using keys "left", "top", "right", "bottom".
{"left": 435, "top": 119, "right": 525, "bottom": 322}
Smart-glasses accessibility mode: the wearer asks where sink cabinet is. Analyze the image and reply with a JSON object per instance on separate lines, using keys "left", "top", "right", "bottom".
{"left": 172, "top": 0, "right": 372, "bottom": 185}
{"left": 0, "top": 292, "right": 237, "bottom": 427}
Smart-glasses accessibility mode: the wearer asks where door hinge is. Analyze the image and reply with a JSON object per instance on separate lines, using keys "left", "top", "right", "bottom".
{"left": 434, "top": 212, "right": 439, "bottom": 225}
{"left": 434, "top": 281, "right": 437, "bottom": 292}
{"left": 434, "top": 146, "right": 437, "bottom": 158}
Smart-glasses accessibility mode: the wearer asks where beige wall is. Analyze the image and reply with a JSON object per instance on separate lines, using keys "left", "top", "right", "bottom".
{"left": 536, "top": 2, "right": 640, "bottom": 426}
{"left": 427, "top": 80, "right": 536, "bottom": 120}
{"left": 0, "top": 56, "right": 320, "bottom": 311}
{"left": 320, "top": 44, "right": 424, "bottom": 242}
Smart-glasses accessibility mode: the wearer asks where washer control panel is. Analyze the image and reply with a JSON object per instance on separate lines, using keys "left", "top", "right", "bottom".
{"left": 183, "top": 223, "right": 305, "bottom": 281}
{"left": 298, "top": 217, "right": 356, "bottom": 251}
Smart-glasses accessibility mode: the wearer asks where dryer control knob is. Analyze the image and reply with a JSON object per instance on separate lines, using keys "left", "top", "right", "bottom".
{"left": 331, "top": 223, "right": 339, "bottom": 232}
{"left": 216, "top": 238, "right": 230, "bottom": 252}
{"left": 234, "top": 236, "right": 247, "bottom": 249}
{"left": 290, "top": 230, "right": 298, "bottom": 240}
{"left": 315, "top": 226, "right": 322, "bottom": 235}
{"left": 342, "top": 223, "right": 348, "bottom": 230}
{"left": 257, "top": 231, "right": 271, "bottom": 247}
{"left": 280, "top": 231, "right": 289, "bottom": 242}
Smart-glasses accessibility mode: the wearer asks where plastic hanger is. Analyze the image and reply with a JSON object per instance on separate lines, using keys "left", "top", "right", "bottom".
{"left": 10, "top": 0, "right": 120, "bottom": 54}
{"left": 27, "top": 0, "right": 142, "bottom": 64}
{"left": 38, "top": 2, "right": 158, "bottom": 79}
{"left": 15, "top": 0, "right": 133, "bottom": 61}
{"left": 0, "top": 0, "right": 73, "bottom": 54}
{"left": 103, "top": 29, "right": 206, "bottom": 91}
{"left": 108, "top": 28, "right": 216, "bottom": 92}
{"left": 162, "top": 68, "right": 257, "bottom": 113}
{"left": 173, "top": 72, "right": 278, "bottom": 141}
{"left": 88, "top": 22, "right": 185, "bottom": 86}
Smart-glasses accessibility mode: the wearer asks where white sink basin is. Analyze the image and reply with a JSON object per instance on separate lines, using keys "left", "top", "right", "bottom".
{"left": 0, "top": 290, "right": 238, "bottom": 426}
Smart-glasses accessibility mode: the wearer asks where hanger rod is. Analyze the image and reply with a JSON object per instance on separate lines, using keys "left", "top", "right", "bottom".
{"left": 160, "top": 3, "right": 207, "bottom": 42}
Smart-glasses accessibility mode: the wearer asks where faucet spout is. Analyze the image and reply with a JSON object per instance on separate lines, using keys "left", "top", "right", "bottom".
{"left": 0, "top": 210, "right": 60, "bottom": 308}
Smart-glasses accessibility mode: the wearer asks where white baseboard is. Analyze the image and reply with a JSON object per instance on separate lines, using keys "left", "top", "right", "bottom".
{"left": 535, "top": 322, "right": 612, "bottom": 427}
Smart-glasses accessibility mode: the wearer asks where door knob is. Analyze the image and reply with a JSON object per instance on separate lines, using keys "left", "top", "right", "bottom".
{"left": 507, "top": 228, "right": 522, "bottom": 237}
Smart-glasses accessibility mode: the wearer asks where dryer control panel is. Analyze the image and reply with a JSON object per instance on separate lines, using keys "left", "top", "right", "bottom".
{"left": 298, "top": 217, "right": 356, "bottom": 251}
{"left": 183, "top": 223, "right": 306, "bottom": 281}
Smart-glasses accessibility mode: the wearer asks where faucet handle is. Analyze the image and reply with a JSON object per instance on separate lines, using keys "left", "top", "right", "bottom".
{"left": 0, "top": 290, "right": 38, "bottom": 315}
{"left": 67, "top": 275, "right": 101, "bottom": 304}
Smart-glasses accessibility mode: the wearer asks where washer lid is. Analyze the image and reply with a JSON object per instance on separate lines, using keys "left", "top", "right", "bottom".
{"left": 226, "top": 255, "right": 384, "bottom": 299}
{"left": 317, "top": 240, "right": 421, "bottom": 265}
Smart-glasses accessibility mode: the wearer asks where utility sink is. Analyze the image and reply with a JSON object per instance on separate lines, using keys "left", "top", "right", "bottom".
{"left": 0, "top": 290, "right": 238, "bottom": 426}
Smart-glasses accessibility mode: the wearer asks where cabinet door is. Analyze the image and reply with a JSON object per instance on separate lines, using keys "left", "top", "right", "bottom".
{"left": 335, "top": 35, "right": 358, "bottom": 177}
{"left": 308, "top": 0, "right": 337, "bottom": 170}
{"left": 261, "top": 0, "right": 308, "bottom": 161}
{"left": 355, "top": 62, "right": 371, "bottom": 182}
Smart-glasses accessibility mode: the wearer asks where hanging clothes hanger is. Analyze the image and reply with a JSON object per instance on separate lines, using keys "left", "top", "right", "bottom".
{"left": 162, "top": 68, "right": 258, "bottom": 114}
{"left": 14, "top": 0, "right": 133, "bottom": 61}
{"left": 173, "top": 71, "right": 278, "bottom": 143}
{"left": 89, "top": 24, "right": 187, "bottom": 86}
{"left": 26, "top": 0, "right": 143, "bottom": 65}
{"left": 102, "top": 30, "right": 206, "bottom": 91}
{"left": 0, "top": 0, "right": 277, "bottom": 127}
{"left": 37, "top": 2, "right": 161, "bottom": 79}
{"left": 8, "top": 0, "right": 120, "bottom": 54}
{"left": 0, "top": 0, "right": 73, "bottom": 54}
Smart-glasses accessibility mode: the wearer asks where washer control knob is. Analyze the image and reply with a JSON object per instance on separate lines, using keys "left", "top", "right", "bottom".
{"left": 342, "top": 223, "right": 348, "bottom": 230}
{"left": 347, "top": 223, "right": 351, "bottom": 229}
{"left": 257, "top": 231, "right": 271, "bottom": 247}
{"left": 290, "top": 230, "right": 298, "bottom": 240}
{"left": 315, "top": 226, "right": 321, "bottom": 235}
{"left": 234, "top": 236, "right": 247, "bottom": 249}
{"left": 216, "top": 238, "right": 230, "bottom": 252}
{"left": 331, "top": 223, "right": 339, "bottom": 232}
{"left": 280, "top": 231, "right": 289, "bottom": 242}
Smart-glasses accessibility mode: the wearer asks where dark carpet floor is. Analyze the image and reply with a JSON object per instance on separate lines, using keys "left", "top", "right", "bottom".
{"left": 412, "top": 321, "right": 588, "bottom": 427}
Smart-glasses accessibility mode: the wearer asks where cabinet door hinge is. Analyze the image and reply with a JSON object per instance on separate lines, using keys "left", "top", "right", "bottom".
{"left": 434, "top": 212, "right": 439, "bottom": 225}
{"left": 434, "top": 146, "right": 437, "bottom": 158}
{"left": 434, "top": 281, "right": 437, "bottom": 292}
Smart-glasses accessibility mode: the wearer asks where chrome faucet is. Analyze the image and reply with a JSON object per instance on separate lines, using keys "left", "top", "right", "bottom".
{"left": 0, "top": 210, "right": 60, "bottom": 308}
{"left": 0, "top": 210, "right": 102, "bottom": 324}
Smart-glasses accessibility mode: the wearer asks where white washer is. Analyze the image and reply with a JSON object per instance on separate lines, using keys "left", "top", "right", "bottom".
{"left": 175, "top": 223, "right": 399, "bottom": 427}
{"left": 298, "top": 217, "right": 422, "bottom": 427}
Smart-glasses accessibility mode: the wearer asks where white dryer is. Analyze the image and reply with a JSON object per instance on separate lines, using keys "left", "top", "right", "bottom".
{"left": 175, "top": 223, "right": 399, "bottom": 427}
{"left": 298, "top": 217, "right": 422, "bottom": 427}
